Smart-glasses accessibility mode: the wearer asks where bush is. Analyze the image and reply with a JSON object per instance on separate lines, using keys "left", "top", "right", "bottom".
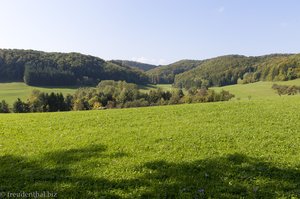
{"left": 272, "top": 84, "right": 300, "bottom": 96}
{"left": 0, "top": 100, "right": 10, "bottom": 113}
{"left": 13, "top": 98, "right": 30, "bottom": 113}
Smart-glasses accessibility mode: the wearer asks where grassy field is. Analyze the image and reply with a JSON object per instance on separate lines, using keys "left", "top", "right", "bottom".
{"left": 212, "top": 78, "right": 300, "bottom": 100}
{"left": 2, "top": 78, "right": 298, "bottom": 105}
{"left": 1, "top": 96, "right": 300, "bottom": 198}
{"left": 0, "top": 82, "right": 172, "bottom": 105}
{"left": 0, "top": 82, "right": 172, "bottom": 106}
{"left": 141, "top": 79, "right": 300, "bottom": 100}
{"left": 138, "top": 84, "right": 173, "bottom": 93}
{"left": 0, "top": 82, "right": 77, "bottom": 104}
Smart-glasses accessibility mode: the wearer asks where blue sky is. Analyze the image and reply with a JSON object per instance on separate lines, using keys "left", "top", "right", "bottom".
{"left": 0, "top": 0, "right": 299, "bottom": 65}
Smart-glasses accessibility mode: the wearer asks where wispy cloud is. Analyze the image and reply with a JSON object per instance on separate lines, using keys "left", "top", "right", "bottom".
{"left": 131, "top": 57, "right": 167, "bottom": 65}
{"left": 131, "top": 56, "right": 148, "bottom": 63}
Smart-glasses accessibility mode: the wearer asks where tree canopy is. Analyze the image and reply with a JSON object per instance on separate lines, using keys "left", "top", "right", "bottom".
{"left": 1, "top": 49, "right": 300, "bottom": 89}
{"left": 146, "top": 60, "right": 202, "bottom": 84}
{"left": 173, "top": 54, "right": 300, "bottom": 89}
{"left": 0, "top": 49, "right": 150, "bottom": 86}
{"left": 111, "top": 60, "right": 157, "bottom": 71}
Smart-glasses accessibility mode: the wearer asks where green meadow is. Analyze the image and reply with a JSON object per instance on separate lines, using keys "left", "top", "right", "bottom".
{"left": 1, "top": 95, "right": 300, "bottom": 198}
{"left": 2, "top": 79, "right": 300, "bottom": 105}
{"left": 0, "top": 82, "right": 172, "bottom": 105}
{"left": 138, "top": 84, "right": 173, "bottom": 93}
{"left": 212, "top": 78, "right": 300, "bottom": 100}
{"left": 0, "top": 82, "right": 77, "bottom": 104}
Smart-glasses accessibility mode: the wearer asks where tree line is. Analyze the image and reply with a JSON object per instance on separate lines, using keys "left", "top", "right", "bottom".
{"left": 0, "top": 81, "right": 235, "bottom": 113}
{"left": 272, "top": 84, "right": 300, "bottom": 96}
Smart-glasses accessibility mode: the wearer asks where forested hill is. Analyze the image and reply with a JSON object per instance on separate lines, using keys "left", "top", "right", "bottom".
{"left": 110, "top": 60, "right": 157, "bottom": 71}
{"left": 146, "top": 60, "right": 203, "bottom": 84}
{"left": 174, "top": 54, "right": 300, "bottom": 89}
{"left": 0, "top": 49, "right": 149, "bottom": 86}
{"left": 147, "top": 54, "right": 300, "bottom": 89}
{"left": 1, "top": 49, "right": 300, "bottom": 88}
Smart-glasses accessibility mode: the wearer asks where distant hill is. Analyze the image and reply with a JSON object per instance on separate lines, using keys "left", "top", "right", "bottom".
{"left": 1, "top": 49, "right": 299, "bottom": 88}
{"left": 146, "top": 60, "right": 203, "bottom": 84}
{"left": 110, "top": 60, "right": 157, "bottom": 71}
{"left": 174, "top": 54, "right": 300, "bottom": 89}
{"left": 0, "top": 49, "right": 149, "bottom": 86}
{"left": 144, "top": 54, "right": 300, "bottom": 89}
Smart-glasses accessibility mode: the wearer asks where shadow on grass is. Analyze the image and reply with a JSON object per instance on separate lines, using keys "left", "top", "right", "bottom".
{"left": 32, "top": 85, "right": 81, "bottom": 90}
{"left": 138, "top": 154, "right": 300, "bottom": 198}
{"left": 0, "top": 145, "right": 127, "bottom": 198}
{"left": 138, "top": 84, "right": 158, "bottom": 90}
{"left": 1, "top": 147, "right": 300, "bottom": 198}
{"left": 0, "top": 81, "right": 80, "bottom": 89}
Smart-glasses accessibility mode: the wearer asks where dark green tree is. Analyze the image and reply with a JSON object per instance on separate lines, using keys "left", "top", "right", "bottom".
{"left": 13, "top": 98, "right": 30, "bottom": 113}
{"left": 0, "top": 100, "right": 10, "bottom": 113}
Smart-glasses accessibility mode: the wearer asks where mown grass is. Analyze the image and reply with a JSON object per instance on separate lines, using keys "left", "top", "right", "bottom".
{"left": 0, "top": 82, "right": 77, "bottom": 104}
{"left": 1, "top": 96, "right": 300, "bottom": 198}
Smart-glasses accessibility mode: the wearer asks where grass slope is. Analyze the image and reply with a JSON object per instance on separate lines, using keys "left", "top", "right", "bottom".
{"left": 1, "top": 96, "right": 300, "bottom": 198}
{"left": 1, "top": 78, "right": 299, "bottom": 105}
{"left": 212, "top": 78, "right": 300, "bottom": 100}
{"left": 138, "top": 84, "right": 173, "bottom": 93}
{"left": 0, "top": 82, "right": 77, "bottom": 104}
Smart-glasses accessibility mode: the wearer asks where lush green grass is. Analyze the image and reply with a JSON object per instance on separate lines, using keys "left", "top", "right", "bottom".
{"left": 138, "top": 84, "right": 173, "bottom": 93}
{"left": 155, "top": 84, "right": 173, "bottom": 91}
{"left": 1, "top": 79, "right": 299, "bottom": 105}
{"left": 140, "top": 79, "right": 300, "bottom": 99}
{"left": 212, "top": 78, "right": 300, "bottom": 100}
{"left": 0, "top": 82, "right": 173, "bottom": 105}
{"left": 0, "top": 82, "right": 77, "bottom": 104}
{"left": 1, "top": 96, "right": 300, "bottom": 198}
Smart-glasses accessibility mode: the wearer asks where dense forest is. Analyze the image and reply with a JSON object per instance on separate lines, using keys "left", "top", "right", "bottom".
{"left": 111, "top": 60, "right": 157, "bottom": 71}
{"left": 146, "top": 54, "right": 300, "bottom": 88}
{"left": 146, "top": 60, "right": 202, "bottom": 84}
{"left": 0, "top": 49, "right": 149, "bottom": 86}
{"left": 173, "top": 54, "right": 300, "bottom": 89}
{"left": 1, "top": 49, "right": 300, "bottom": 89}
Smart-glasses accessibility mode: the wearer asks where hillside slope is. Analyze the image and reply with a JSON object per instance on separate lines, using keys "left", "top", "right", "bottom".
{"left": 174, "top": 54, "right": 300, "bottom": 89}
{"left": 0, "top": 49, "right": 149, "bottom": 86}
{"left": 145, "top": 54, "right": 300, "bottom": 88}
{"left": 212, "top": 78, "right": 300, "bottom": 100}
{"left": 146, "top": 60, "right": 202, "bottom": 83}
{"left": 2, "top": 49, "right": 300, "bottom": 89}
{"left": 111, "top": 60, "right": 157, "bottom": 71}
